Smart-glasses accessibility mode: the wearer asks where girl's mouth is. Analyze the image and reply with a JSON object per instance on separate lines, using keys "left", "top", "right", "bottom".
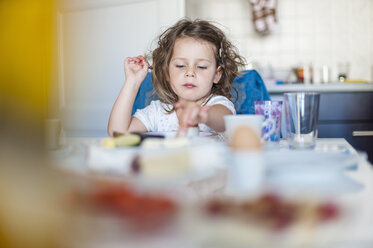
{"left": 183, "top": 83, "right": 196, "bottom": 88}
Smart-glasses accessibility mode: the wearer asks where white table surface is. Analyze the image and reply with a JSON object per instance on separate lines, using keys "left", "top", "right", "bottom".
{"left": 52, "top": 137, "right": 373, "bottom": 248}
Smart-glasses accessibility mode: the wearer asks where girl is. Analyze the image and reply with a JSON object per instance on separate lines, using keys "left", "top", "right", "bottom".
{"left": 108, "top": 19, "right": 245, "bottom": 137}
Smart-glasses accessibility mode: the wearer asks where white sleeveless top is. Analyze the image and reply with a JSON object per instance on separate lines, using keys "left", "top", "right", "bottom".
{"left": 133, "top": 95, "right": 236, "bottom": 133}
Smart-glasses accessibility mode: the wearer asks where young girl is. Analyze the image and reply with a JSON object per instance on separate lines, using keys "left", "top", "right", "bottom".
{"left": 108, "top": 19, "right": 245, "bottom": 137}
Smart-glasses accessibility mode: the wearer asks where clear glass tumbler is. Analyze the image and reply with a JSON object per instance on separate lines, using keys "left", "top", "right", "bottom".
{"left": 283, "top": 92, "right": 320, "bottom": 149}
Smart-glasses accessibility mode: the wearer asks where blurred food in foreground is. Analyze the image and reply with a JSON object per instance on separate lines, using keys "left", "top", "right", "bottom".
{"left": 204, "top": 193, "right": 339, "bottom": 231}
{"left": 101, "top": 134, "right": 142, "bottom": 148}
{"left": 70, "top": 180, "right": 179, "bottom": 233}
{"left": 183, "top": 193, "right": 342, "bottom": 248}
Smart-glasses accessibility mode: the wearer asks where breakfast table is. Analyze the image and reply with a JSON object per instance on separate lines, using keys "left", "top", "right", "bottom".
{"left": 50, "top": 136, "right": 373, "bottom": 248}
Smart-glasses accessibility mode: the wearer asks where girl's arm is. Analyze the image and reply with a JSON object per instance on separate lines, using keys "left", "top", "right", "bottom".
{"left": 107, "top": 56, "right": 149, "bottom": 137}
{"left": 204, "top": 104, "right": 233, "bottom": 132}
{"left": 176, "top": 102, "right": 233, "bottom": 132}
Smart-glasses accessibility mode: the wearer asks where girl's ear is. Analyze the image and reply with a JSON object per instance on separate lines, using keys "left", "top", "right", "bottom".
{"left": 213, "top": 66, "right": 223, "bottom": 84}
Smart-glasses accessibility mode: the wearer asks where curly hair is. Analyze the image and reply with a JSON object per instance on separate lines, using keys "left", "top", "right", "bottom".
{"left": 151, "top": 18, "right": 246, "bottom": 112}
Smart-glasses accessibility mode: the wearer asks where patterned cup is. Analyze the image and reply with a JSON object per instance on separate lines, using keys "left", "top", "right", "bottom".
{"left": 254, "top": 101, "right": 283, "bottom": 142}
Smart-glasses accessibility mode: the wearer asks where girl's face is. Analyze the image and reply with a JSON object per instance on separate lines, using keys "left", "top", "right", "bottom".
{"left": 168, "top": 37, "right": 222, "bottom": 104}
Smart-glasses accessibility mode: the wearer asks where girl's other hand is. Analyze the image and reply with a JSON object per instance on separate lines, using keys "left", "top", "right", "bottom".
{"left": 175, "top": 101, "right": 210, "bottom": 131}
{"left": 124, "top": 56, "right": 149, "bottom": 85}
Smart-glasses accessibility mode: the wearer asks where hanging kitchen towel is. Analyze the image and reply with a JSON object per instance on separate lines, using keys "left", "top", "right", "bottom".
{"left": 250, "top": 0, "right": 277, "bottom": 35}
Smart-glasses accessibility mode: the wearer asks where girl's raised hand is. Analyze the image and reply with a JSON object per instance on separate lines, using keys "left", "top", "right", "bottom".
{"left": 175, "top": 101, "right": 210, "bottom": 132}
{"left": 124, "top": 56, "right": 149, "bottom": 84}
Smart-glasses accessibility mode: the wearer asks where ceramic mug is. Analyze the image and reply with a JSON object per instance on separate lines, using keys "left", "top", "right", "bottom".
{"left": 224, "top": 114, "right": 264, "bottom": 142}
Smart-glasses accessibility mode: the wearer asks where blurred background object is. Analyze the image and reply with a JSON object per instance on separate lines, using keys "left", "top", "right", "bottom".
{"left": 249, "top": 0, "right": 278, "bottom": 36}
{"left": 321, "top": 65, "right": 330, "bottom": 84}
{"left": 338, "top": 62, "right": 350, "bottom": 83}
{"left": 0, "top": 0, "right": 53, "bottom": 149}
{"left": 0, "top": 1, "right": 71, "bottom": 248}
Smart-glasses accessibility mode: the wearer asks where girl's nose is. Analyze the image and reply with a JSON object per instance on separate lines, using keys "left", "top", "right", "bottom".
{"left": 185, "top": 67, "right": 195, "bottom": 77}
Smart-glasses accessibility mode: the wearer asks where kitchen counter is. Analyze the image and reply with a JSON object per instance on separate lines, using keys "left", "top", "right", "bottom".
{"left": 266, "top": 83, "right": 373, "bottom": 93}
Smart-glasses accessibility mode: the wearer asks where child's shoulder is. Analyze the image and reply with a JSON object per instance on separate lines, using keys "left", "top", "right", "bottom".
{"left": 205, "top": 95, "right": 236, "bottom": 114}
{"left": 148, "top": 99, "right": 172, "bottom": 107}
{"left": 145, "top": 100, "right": 173, "bottom": 112}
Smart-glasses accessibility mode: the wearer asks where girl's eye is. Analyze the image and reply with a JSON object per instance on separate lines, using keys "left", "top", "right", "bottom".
{"left": 198, "top": 66, "right": 207, "bottom": 69}
{"left": 176, "top": 65, "right": 185, "bottom": 68}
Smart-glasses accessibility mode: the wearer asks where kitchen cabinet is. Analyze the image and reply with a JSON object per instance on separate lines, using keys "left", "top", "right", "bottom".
{"left": 318, "top": 92, "right": 373, "bottom": 163}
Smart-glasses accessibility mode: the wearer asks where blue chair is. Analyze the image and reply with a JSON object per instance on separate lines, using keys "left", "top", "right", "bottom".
{"left": 132, "top": 70, "right": 270, "bottom": 115}
{"left": 232, "top": 70, "right": 271, "bottom": 114}
{"left": 132, "top": 73, "right": 158, "bottom": 115}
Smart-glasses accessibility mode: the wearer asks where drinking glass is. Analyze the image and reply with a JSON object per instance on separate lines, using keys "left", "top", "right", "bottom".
{"left": 283, "top": 92, "right": 320, "bottom": 149}
{"left": 254, "top": 100, "right": 282, "bottom": 143}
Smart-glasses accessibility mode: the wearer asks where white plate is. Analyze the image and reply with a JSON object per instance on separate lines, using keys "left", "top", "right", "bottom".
{"left": 264, "top": 150, "right": 359, "bottom": 171}
{"left": 263, "top": 150, "right": 363, "bottom": 194}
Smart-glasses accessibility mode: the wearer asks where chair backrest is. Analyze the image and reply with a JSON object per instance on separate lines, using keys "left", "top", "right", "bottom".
{"left": 232, "top": 70, "right": 271, "bottom": 114}
{"left": 132, "top": 72, "right": 158, "bottom": 115}
{"left": 132, "top": 70, "right": 270, "bottom": 115}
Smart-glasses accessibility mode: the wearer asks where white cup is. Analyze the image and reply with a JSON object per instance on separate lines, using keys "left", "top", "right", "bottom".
{"left": 224, "top": 114, "right": 264, "bottom": 141}
{"left": 45, "top": 119, "right": 61, "bottom": 150}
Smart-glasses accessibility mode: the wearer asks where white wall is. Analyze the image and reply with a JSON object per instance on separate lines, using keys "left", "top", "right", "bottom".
{"left": 186, "top": 0, "right": 373, "bottom": 83}
{"left": 57, "top": 0, "right": 185, "bottom": 137}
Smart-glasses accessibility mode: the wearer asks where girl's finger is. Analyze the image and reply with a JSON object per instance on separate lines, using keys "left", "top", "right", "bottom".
{"left": 142, "top": 59, "right": 149, "bottom": 69}
{"left": 188, "top": 107, "right": 200, "bottom": 125}
{"left": 137, "top": 55, "right": 145, "bottom": 62}
{"left": 178, "top": 114, "right": 188, "bottom": 131}
{"left": 182, "top": 107, "right": 193, "bottom": 127}
{"left": 179, "top": 124, "right": 188, "bottom": 132}
{"left": 201, "top": 106, "right": 210, "bottom": 112}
